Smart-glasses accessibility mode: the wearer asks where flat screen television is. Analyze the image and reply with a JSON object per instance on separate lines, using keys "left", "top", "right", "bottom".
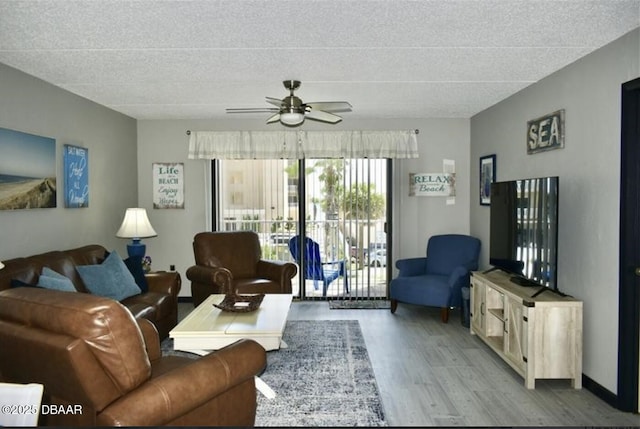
{"left": 489, "top": 176, "right": 560, "bottom": 292}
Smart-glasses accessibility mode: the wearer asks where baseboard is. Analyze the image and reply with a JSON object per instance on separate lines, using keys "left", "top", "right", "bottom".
{"left": 177, "top": 296, "right": 194, "bottom": 304}
{"left": 583, "top": 374, "right": 619, "bottom": 409}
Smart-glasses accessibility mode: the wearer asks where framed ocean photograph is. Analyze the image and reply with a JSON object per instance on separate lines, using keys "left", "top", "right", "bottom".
{"left": 0, "top": 127, "right": 56, "bottom": 210}
{"left": 63, "top": 144, "right": 89, "bottom": 208}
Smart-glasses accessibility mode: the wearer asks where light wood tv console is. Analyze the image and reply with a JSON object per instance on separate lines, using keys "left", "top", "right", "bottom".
{"left": 470, "top": 270, "right": 583, "bottom": 389}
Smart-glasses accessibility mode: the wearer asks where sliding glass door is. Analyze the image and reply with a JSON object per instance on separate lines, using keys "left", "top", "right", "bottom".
{"left": 214, "top": 158, "right": 390, "bottom": 300}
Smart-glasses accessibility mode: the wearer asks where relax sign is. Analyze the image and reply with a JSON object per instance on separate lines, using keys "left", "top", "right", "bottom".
{"left": 409, "top": 173, "right": 456, "bottom": 197}
{"left": 527, "top": 109, "right": 565, "bottom": 154}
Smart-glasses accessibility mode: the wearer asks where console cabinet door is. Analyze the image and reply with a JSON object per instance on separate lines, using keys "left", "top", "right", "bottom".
{"left": 470, "top": 278, "right": 486, "bottom": 335}
{"left": 469, "top": 271, "right": 582, "bottom": 389}
{"left": 503, "top": 295, "right": 526, "bottom": 373}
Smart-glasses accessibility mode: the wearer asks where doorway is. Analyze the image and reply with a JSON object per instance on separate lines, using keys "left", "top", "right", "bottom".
{"left": 213, "top": 158, "right": 391, "bottom": 300}
{"left": 618, "top": 76, "right": 640, "bottom": 412}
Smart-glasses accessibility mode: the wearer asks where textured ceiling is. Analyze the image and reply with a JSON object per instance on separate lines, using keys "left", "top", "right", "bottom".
{"left": 0, "top": 1, "right": 638, "bottom": 121}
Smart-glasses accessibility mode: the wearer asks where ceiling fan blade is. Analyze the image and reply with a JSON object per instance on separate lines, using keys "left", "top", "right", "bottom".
{"left": 304, "top": 101, "right": 352, "bottom": 112}
{"left": 226, "top": 107, "right": 279, "bottom": 113}
{"left": 305, "top": 109, "right": 343, "bottom": 124}
{"left": 266, "top": 97, "right": 283, "bottom": 107}
{"left": 266, "top": 113, "right": 281, "bottom": 124}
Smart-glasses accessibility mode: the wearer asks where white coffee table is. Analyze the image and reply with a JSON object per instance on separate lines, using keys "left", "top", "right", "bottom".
{"left": 170, "top": 293, "right": 293, "bottom": 355}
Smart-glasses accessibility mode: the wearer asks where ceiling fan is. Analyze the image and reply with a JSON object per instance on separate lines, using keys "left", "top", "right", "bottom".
{"left": 226, "top": 80, "right": 352, "bottom": 126}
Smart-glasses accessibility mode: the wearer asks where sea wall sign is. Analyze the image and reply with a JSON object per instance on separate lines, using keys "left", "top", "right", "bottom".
{"left": 63, "top": 144, "right": 89, "bottom": 208}
{"left": 527, "top": 109, "right": 565, "bottom": 154}
{"left": 409, "top": 173, "right": 456, "bottom": 197}
{"left": 153, "top": 162, "right": 184, "bottom": 209}
{"left": 0, "top": 127, "right": 56, "bottom": 210}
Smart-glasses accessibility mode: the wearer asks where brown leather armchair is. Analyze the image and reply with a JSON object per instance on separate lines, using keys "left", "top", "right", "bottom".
{"left": 186, "top": 231, "right": 298, "bottom": 307}
{"left": 0, "top": 287, "right": 266, "bottom": 426}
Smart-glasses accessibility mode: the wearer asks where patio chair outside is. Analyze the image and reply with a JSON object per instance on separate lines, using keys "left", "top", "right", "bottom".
{"left": 288, "top": 235, "right": 349, "bottom": 297}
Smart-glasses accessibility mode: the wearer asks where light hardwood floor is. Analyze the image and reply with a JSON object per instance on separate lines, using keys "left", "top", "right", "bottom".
{"left": 178, "top": 300, "right": 640, "bottom": 426}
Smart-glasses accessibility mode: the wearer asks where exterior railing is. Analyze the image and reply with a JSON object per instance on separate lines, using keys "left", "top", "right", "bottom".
{"left": 221, "top": 219, "right": 388, "bottom": 299}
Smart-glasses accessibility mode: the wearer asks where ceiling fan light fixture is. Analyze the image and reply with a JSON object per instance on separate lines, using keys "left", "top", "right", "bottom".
{"left": 227, "top": 80, "right": 351, "bottom": 125}
{"left": 280, "top": 112, "right": 305, "bottom": 126}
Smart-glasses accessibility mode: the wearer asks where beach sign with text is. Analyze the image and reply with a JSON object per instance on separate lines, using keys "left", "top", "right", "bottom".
{"left": 409, "top": 173, "right": 456, "bottom": 197}
{"left": 153, "top": 162, "right": 184, "bottom": 209}
{"left": 527, "top": 109, "right": 565, "bottom": 154}
{"left": 64, "top": 144, "right": 89, "bottom": 208}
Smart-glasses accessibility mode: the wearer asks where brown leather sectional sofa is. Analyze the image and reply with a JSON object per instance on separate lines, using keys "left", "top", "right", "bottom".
{"left": 0, "top": 287, "right": 266, "bottom": 426}
{"left": 0, "top": 244, "right": 268, "bottom": 426}
{"left": 0, "top": 244, "right": 180, "bottom": 339}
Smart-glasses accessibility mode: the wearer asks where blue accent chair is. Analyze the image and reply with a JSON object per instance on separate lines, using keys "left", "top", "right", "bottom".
{"left": 288, "top": 235, "right": 349, "bottom": 296}
{"left": 390, "top": 234, "right": 481, "bottom": 322}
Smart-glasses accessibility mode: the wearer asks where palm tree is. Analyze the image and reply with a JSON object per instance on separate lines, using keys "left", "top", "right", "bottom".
{"left": 284, "top": 159, "right": 347, "bottom": 259}
{"left": 340, "top": 183, "right": 385, "bottom": 220}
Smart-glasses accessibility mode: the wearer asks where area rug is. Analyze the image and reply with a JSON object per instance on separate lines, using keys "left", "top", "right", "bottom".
{"left": 160, "top": 339, "right": 200, "bottom": 359}
{"left": 329, "top": 299, "right": 391, "bottom": 309}
{"left": 256, "top": 320, "right": 386, "bottom": 426}
{"left": 160, "top": 320, "right": 387, "bottom": 426}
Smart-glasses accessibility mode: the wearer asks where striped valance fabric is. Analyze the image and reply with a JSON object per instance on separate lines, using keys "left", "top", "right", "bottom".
{"left": 188, "top": 130, "right": 419, "bottom": 159}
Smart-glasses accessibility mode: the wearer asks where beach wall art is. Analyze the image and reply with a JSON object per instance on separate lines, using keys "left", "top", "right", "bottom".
{"left": 63, "top": 144, "right": 89, "bottom": 208}
{"left": 153, "top": 162, "right": 184, "bottom": 209}
{"left": 0, "top": 127, "right": 57, "bottom": 210}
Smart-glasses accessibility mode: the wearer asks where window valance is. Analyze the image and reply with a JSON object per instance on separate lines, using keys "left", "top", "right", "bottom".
{"left": 187, "top": 130, "right": 419, "bottom": 159}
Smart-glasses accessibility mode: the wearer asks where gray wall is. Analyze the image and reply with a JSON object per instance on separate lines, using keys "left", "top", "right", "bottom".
{"left": 0, "top": 63, "right": 138, "bottom": 260}
{"left": 470, "top": 28, "right": 640, "bottom": 394}
{"left": 136, "top": 117, "right": 471, "bottom": 295}
{"left": 392, "top": 119, "right": 471, "bottom": 259}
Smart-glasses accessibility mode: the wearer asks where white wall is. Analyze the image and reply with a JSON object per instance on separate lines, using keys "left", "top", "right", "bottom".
{"left": 0, "top": 63, "right": 138, "bottom": 260}
{"left": 137, "top": 117, "right": 471, "bottom": 295}
{"left": 470, "top": 28, "right": 640, "bottom": 394}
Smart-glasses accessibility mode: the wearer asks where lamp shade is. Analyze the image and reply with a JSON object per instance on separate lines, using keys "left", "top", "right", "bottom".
{"left": 116, "top": 208, "right": 157, "bottom": 239}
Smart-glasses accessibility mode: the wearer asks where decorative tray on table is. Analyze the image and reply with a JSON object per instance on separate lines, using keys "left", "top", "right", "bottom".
{"left": 212, "top": 293, "right": 265, "bottom": 313}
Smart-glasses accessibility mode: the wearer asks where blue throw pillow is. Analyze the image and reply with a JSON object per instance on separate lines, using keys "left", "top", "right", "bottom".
{"left": 76, "top": 250, "right": 141, "bottom": 301}
{"left": 103, "top": 251, "right": 149, "bottom": 293}
{"left": 37, "top": 267, "right": 76, "bottom": 292}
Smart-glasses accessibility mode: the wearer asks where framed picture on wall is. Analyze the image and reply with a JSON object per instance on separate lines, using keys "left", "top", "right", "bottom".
{"left": 153, "top": 162, "right": 184, "bottom": 209}
{"left": 63, "top": 144, "right": 89, "bottom": 208}
{"left": 479, "top": 154, "right": 496, "bottom": 206}
{"left": 0, "top": 127, "right": 57, "bottom": 210}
